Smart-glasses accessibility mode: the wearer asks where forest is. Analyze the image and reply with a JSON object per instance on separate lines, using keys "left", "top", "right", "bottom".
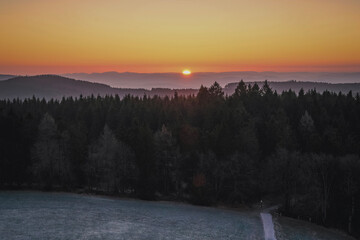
{"left": 0, "top": 81, "right": 359, "bottom": 237}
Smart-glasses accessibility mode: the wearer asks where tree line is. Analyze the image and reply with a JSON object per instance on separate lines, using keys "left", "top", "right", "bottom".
{"left": 0, "top": 81, "right": 359, "bottom": 237}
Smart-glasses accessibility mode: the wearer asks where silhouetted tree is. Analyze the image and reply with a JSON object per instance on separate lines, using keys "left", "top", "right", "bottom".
{"left": 32, "top": 113, "right": 71, "bottom": 188}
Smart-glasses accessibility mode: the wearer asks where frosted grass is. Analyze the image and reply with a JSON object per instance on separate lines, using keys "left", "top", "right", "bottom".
{"left": 0, "top": 192, "right": 263, "bottom": 240}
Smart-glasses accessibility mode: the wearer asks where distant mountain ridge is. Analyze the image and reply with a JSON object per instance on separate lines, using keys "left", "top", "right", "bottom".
{"left": 63, "top": 71, "right": 360, "bottom": 89}
{"left": 1, "top": 75, "right": 360, "bottom": 100}
{"left": 0, "top": 74, "right": 15, "bottom": 81}
{"left": 0, "top": 75, "right": 197, "bottom": 100}
{"left": 224, "top": 81, "right": 360, "bottom": 96}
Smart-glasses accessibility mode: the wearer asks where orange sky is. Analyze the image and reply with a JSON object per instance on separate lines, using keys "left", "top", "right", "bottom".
{"left": 1, "top": 0, "right": 360, "bottom": 74}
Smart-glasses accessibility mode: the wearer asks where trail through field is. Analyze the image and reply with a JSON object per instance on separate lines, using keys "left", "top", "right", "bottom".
{"left": 261, "top": 213, "right": 277, "bottom": 240}
{"left": 260, "top": 206, "right": 279, "bottom": 240}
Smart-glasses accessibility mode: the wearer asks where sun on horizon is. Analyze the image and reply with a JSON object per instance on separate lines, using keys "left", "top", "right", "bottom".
{"left": 182, "top": 70, "right": 191, "bottom": 76}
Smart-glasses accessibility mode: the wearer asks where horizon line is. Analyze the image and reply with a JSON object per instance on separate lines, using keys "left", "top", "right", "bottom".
{"left": 2, "top": 70, "right": 360, "bottom": 76}
{"left": 4, "top": 74, "right": 360, "bottom": 87}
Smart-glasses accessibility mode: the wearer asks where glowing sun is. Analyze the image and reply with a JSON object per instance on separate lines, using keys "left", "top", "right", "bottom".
{"left": 182, "top": 69, "right": 191, "bottom": 75}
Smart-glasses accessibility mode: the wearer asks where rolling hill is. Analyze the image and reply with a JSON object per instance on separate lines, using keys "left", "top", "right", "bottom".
{"left": 0, "top": 74, "right": 15, "bottom": 81}
{"left": 0, "top": 75, "right": 360, "bottom": 100}
{"left": 224, "top": 81, "right": 360, "bottom": 96}
{"left": 0, "top": 75, "right": 197, "bottom": 100}
{"left": 63, "top": 71, "right": 360, "bottom": 89}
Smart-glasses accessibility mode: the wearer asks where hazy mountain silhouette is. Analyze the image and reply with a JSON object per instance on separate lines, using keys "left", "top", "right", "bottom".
{"left": 64, "top": 72, "right": 191, "bottom": 89}
{"left": 224, "top": 81, "right": 360, "bottom": 96}
{"left": 1, "top": 75, "right": 360, "bottom": 100}
{"left": 0, "top": 74, "right": 15, "bottom": 81}
{"left": 63, "top": 71, "right": 360, "bottom": 89}
{"left": 0, "top": 75, "right": 197, "bottom": 100}
{"left": 0, "top": 75, "right": 121, "bottom": 100}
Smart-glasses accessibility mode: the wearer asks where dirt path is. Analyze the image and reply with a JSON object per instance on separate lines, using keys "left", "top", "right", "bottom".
{"left": 260, "top": 205, "right": 279, "bottom": 240}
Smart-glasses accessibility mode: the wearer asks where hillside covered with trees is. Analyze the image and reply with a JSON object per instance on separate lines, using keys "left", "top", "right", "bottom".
{"left": 0, "top": 81, "right": 359, "bottom": 237}
{"left": 2, "top": 75, "right": 360, "bottom": 100}
{"left": 0, "top": 75, "right": 198, "bottom": 100}
{"left": 224, "top": 80, "right": 360, "bottom": 96}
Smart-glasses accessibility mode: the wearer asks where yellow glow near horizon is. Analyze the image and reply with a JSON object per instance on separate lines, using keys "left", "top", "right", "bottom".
{"left": 182, "top": 70, "right": 191, "bottom": 75}
{"left": 1, "top": 0, "right": 360, "bottom": 74}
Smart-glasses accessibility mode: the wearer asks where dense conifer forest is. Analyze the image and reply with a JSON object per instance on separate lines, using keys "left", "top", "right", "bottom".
{"left": 0, "top": 81, "right": 359, "bottom": 237}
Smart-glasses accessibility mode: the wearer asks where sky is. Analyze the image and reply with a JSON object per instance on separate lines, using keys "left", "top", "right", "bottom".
{"left": 1, "top": 0, "right": 360, "bottom": 75}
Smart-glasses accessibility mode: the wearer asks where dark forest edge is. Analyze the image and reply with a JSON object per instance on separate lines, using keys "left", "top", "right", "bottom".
{"left": 0, "top": 81, "right": 359, "bottom": 238}
{"left": 2, "top": 75, "right": 360, "bottom": 100}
